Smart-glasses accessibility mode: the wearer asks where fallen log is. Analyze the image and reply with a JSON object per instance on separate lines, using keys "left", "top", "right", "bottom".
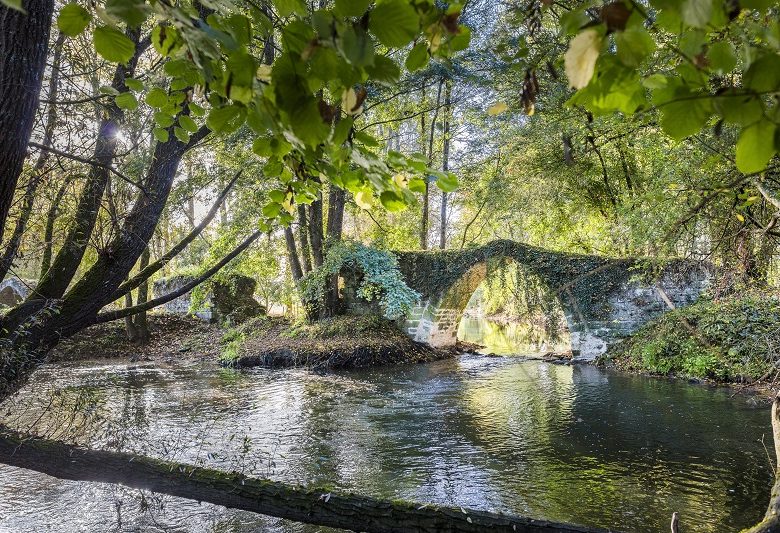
{"left": 0, "top": 425, "right": 611, "bottom": 533}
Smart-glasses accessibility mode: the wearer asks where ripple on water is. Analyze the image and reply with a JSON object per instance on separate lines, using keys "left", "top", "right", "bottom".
{"left": 0, "top": 355, "right": 772, "bottom": 533}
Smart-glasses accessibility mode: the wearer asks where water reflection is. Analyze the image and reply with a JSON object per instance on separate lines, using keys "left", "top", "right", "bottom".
{"left": 0, "top": 356, "right": 772, "bottom": 532}
{"left": 458, "top": 316, "right": 570, "bottom": 354}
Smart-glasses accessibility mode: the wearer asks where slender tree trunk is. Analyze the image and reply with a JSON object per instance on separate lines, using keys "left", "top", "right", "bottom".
{"left": 0, "top": 0, "right": 55, "bottom": 242}
{"left": 421, "top": 80, "right": 444, "bottom": 250}
{"left": 322, "top": 184, "right": 346, "bottom": 317}
{"left": 33, "top": 29, "right": 144, "bottom": 301}
{"left": 40, "top": 176, "right": 74, "bottom": 278}
{"left": 439, "top": 81, "right": 452, "bottom": 250}
{"left": 134, "top": 247, "right": 150, "bottom": 344}
{"left": 0, "top": 33, "right": 65, "bottom": 281}
{"left": 297, "top": 204, "right": 313, "bottom": 273}
{"left": 124, "top": 290, "right": 138, "bottom": 343}
{"left": 284, "top": 226, "right": 304, "bottom": 283}
{"left": 308, "top": 193, "right": 324, "bottom": 268}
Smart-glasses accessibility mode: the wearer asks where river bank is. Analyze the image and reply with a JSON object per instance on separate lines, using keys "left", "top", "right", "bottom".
{"left": 219, "top": 314, "right": 457, "bottom": 369}
{"left": 598, "top": 293, "right": 780, "bottom": 397}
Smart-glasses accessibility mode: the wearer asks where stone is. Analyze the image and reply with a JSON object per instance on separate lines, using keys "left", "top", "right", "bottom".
{"left": 0, "top": 277, "right": 35, "bottom": 306}
{"left": 153, "top": 274, "right": 264, "bottom": 324}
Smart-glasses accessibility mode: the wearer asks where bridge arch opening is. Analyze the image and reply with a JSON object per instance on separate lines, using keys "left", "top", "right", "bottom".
{"left": 457, "top": 260, "right": 571, "bottom": 355}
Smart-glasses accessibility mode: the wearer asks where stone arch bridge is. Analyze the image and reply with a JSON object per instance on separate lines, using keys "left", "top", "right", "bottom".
{"left": 388, "top": 240, "right": 712, "bottom": 361}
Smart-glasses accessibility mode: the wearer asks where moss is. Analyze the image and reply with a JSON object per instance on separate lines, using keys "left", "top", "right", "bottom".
{"left": 219, "top": 314, "right": 449, "bottom": 370}
{"left": 600, "top": 293, "right": 780, "bottom": 382}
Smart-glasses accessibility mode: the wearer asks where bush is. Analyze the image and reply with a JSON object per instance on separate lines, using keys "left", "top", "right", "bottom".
{"left": 601, "top": 294, "right": 780, "bottom": 382}
{"left": 301, "top": 241, "right": 420, "bottom": 320}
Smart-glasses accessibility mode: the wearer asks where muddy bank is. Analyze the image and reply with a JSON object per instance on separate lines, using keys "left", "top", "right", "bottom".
{"left": 220, "top": 315, "right": 457, "bottom": 370}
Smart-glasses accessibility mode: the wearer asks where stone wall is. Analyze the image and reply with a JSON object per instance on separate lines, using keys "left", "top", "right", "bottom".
{"left": 153, "top": 274, "right": 264, "bottom": 324}
{"left": 388, "top": 241, "right": 714, "bottom": 361}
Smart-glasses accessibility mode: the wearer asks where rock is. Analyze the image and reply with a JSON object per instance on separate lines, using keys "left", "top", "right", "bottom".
{"left": 0, "top": 277, "right": 35, "bottom": 306}
{"left": 153, "top": 274, "right": 265, "bottom": 324}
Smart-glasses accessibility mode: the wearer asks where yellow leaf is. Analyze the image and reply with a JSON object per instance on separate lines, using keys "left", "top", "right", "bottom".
{"left": 256, "top": 65, "right": 272, "bottom": 82}
{"left": 281, "top": 194, "right": 295, "bottom": 215}
{"left": 564, "top": 28, "right": 602, "bottom": 89}
{"left": 393, "top": 173, "right": 408, "bottom": 188}
{"left": 735, "top": 212, "right": 745, "bottom": 222}
{"left": 341, "top": 88, "right": 362, "bottom": 116}
{"left": 355, "top": 190, "right": 373, "bottom": 209}
{"left": 487, "top": 102, "right": 508, "bottom": 116}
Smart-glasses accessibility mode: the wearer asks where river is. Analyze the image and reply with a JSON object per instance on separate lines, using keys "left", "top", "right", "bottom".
{"left": 0, "top": 328, "right": 773, "bottom": 532}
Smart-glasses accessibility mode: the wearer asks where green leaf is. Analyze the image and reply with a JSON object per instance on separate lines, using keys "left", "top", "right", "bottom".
{"left": 615, "top": 26, "right": 655, "bottom": 67}
{"left": 145, "top": 87, "right": 168, "bottom": 108}
{"left": 659, "top": 97, "right": 712, "bottom": 140}
{"left": 707, "top": 42, "right": 736, "bottom": 75}
{"left": 151, "top": 25, "right": 181, "bottom": 57}
{"left": 273, "top": 0, "right": 306, "bottom": 17}
{"left": 408, "top": 177, "right": 426, "bottom": 193}
{"left": 380, "top": 191, "right": 407, "bottom": 211}
{"left": 178, "top": 115, "right": 198, "bottom": 133}
{"left": 744, "top": 54, "right": 780, "bottom": 93}
{"left": 105, "top": 0, "right": 148, "bottom": 28}
{"left": 335, "top": 0, "right": 370, "bottom": 17}
{"left": 188, "top": 103, "right": 205, "bottom": 117}
{"left": 57, "top": 3, "right": 91, "bottom": 36}
{"left": 366, "top": 55, "right": 400, "bottom": 86}
{"left": 736, "top": 120, "right": 777, "bottom": 174}
{"left": 154, "top": 111, "right": 175, "bottom": 128}
{"left": 741, "top": 0, "right": 773, "bottom": 12}
{"left": 340, "top": 26, "right": 374, "bottom": 67}
{"left": 206, "top": 105, "right": 245, "bottom": 133}
{"left": 449, "top": 25, "right": 471, "bottom": 52}
{"left": 225, "top": 50, "right": 256, "bottom": 104}
{"left": 1, "top": 0, "right": 24, "bottom": 11}
{"left": 715, "top": 93, "right": 764, "bottom": 126}
{"left": 681, "top": 0, "right": 712, "bottom": 28}
{"left": 435, "top": 172, "right": 458, "bottom": 193}
{"left": 405, "top": 42, "right": 429, "bottom": 71}
{"left": 173, "top": 127, "right": 189, "bottom": 143}
{"left": 268, "top": 189, "right": 286, "bottom": 203}
{"left": 262, "top": 202, "right": 282, "bottom": 218}
{"left": 114, "top": 92, "right": 138, "bottom": 110}
{"left": 369, "top": 0, "right": 419, "bottom": 48}
{"left": 124, "top": 78, "right": 143, "bottom": 91}
{"left": 93, "top": 25, "right": 136, "bottom": 65}
{"left": 152, "top": 127, "right": 169, "bottom": 143}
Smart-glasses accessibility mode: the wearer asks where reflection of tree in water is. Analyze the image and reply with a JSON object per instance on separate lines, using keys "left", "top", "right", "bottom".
{"left": 457, "top": 361, "right": 771, "bottom": 532}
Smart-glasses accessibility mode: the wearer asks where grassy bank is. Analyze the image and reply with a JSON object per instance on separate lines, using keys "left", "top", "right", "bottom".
{"left": 599, "top": 294, "right": 780, "bottom": 383}
{"left": 220, "top": 314, "right": 451, "bottom": 370}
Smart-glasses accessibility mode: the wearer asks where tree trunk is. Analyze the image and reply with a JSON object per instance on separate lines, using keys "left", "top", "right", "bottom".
{"left": 0, "top": 32, "right": 65, "bottom": 280}
{"left": 40, "top": 176, "right": 74, "bottom": 278}
{"left": 32, "top": 29, "right": 144, "bottom": 301}
{"left": 439, "top": 81, "right": 452, "bottom": 250}
{"left": 0, "top": 0, "right": 54, "bottom": 242}
{"left": 308, "top": 193, "right": 324, "bottom": 268}
{"left": 420, "top": 80, "right": 443, "bottom": 250}
{"left": 322, "top": 184, "right": 346, "bottom": 317}
{"left": 0, "top": 127, "right": 209, "bottom": 401}
{"left": 284, "top": 226, "right": 304, "bottom": 283}
{"left": 0, "top": 426, "right": 606, "bottom": 533}
{"left": 133, "top": 247, "right": 151, "bottom": 344}
{"left": 744, "top": 392, "right": 780, "bottom": 533}
{"left": 297, "top": 204, "right": 313, "bottom": 273}
{"left": 124, "top": 290, "right": 138, "bottom": 343}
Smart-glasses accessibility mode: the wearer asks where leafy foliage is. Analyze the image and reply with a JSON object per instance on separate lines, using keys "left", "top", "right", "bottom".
{"left": 602, "top": 293, "right": 780, "bottom": 381}
{"left": 302, "top": 241, "right": 420, "bottom": 320}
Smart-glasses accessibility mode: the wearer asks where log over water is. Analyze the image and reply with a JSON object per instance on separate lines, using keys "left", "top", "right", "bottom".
{"left": 0, "top": 426, "right": 612, "bottom": 533}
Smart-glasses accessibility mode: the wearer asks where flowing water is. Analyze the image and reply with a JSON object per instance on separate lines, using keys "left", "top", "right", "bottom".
{"left": 0, "top": 346, "right": 773, "bottom": 532}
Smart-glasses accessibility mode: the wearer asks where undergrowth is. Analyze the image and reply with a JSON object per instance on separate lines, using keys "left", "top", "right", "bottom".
{"left": 601, "top": 294, "right": 780, "bottom": 382}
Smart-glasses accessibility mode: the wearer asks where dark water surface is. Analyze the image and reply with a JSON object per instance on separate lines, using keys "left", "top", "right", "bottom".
{"left": 0, "top": 354, "right": 772, "bottom": 532}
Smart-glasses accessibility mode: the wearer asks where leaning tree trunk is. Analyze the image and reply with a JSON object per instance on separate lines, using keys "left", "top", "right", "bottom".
{"left": 439, "top": 80, "right": 452, "bottom": 250}
{"left": 0, "top": 425, "right": 606, "bottom": 533}
{"left": 32, "top": 29, "right": 144, "bottom": 301}
{"left": 0, "top": 32, "right": 66, "bottom": 280}
{"left": 0, "top": 0, "right": 54, "bottom": 242}
{"left": 0, "top": 126, "right": 209, "bottom": 401}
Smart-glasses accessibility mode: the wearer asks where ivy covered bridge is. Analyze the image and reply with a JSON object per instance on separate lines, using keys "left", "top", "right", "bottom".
{"left": 389, "top": 240, "right": 712, "bottom": 361}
